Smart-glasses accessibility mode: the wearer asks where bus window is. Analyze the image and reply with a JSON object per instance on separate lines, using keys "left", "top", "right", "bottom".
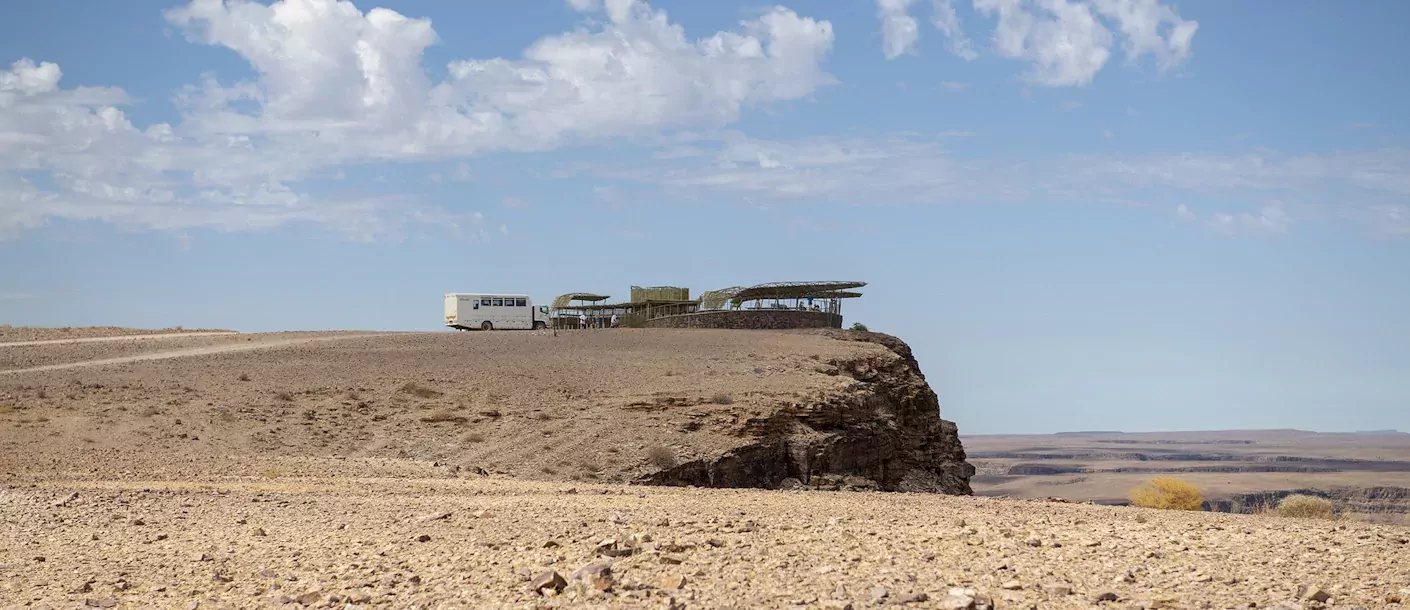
{"left": 481, "top": 298, "right": 491, "bottom": 306}
{"left": 515, "top": 298, "right": 527, "bottom": 306}
{"left": 492, "top": 298, "right": 504, "bottom": 306}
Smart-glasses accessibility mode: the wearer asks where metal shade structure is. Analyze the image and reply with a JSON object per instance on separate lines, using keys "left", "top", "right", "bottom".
{"left": 700, "top": 286, "right": 746, "bottom": 310}
{"left": 551, "top": 293, "right": 611, "bottom": 309}
{"left": 804, "top": 290, "right": 864, "bottom": 300}
{"left": 729, "top": 281, "right": 866, "bottom": 307}
{"left": 548, "top": 281, "right": 865, "bottom": 329}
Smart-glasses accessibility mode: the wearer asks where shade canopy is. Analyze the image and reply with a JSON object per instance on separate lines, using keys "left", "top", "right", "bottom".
{"left": 700, "top": 286, "right": 745, "bottom": 310}
{"left": 551, "top": 293, "right": 611, "bottom": 308}
{"left": 729, "top": 281, "right": 866, "bottom": 305}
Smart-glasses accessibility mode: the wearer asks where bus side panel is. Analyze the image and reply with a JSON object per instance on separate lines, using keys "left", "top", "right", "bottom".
{"left": 464, "top": 297, "right": 485, "bottom": 328}
{"left": 502, "top": 303, "right": 530, "bottom": 330}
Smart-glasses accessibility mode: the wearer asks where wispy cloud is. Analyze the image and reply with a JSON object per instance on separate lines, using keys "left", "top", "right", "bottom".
{"left": 930, "top": 0, "right": 978, "bottom": 60}
{"left": 940, "top": 81, "right": 971, "bottom": 91}
{"left": 564, "top": 132, "right": 1409, "bottom": 238}
{"left": 0, "top": 293, "right": 42, "bottom": 302}
{"left": 1170, "top": 202, "right": 1293, "bottom": 235}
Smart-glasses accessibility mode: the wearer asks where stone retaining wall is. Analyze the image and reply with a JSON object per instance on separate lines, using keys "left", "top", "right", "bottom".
{"left": 641, "top": 310, "right": 843, "bottom": 330}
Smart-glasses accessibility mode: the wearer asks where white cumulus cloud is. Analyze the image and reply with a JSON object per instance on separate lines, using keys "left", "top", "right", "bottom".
{"left": 972, "top": 0, "right": 1197, "bottom": 86}
{"left": 877, "top": 0, "right": 922, "bottom": 59}
{"left": 975, "top": 0, "right": 1113, "bottom": 86}
{"left": 1089, "top": 0, "right": 1198, "bottom": 72}
{"left": 0, "top": 0, "right": 836, "bottom": 238}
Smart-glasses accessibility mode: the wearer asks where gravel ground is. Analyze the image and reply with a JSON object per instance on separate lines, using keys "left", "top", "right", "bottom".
{"left": 2, "top": 478, "right": 1407, "bottom": 609}
{"left": 1, "top": 329, "right": 1407, "bottom": 609}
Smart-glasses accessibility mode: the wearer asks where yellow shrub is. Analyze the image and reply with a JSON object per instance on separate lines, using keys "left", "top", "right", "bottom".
{"left": 1129, "top": 477, "right": 1204, "bottom": 511}
{"left": 1274, "top": 494, "right": 1336, "bottom": 520}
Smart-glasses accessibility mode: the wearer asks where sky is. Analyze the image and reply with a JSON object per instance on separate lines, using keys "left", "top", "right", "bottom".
{"left": 1, "top": 0, "right": 1407, "bottom": 435}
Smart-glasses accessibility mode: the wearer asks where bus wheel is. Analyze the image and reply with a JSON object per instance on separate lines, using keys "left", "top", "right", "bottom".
{"left": 534, "top": 321, "right": 546, "bottom": 330}
{"left": 481, "top": 322, "right": 493, "bottom": 331}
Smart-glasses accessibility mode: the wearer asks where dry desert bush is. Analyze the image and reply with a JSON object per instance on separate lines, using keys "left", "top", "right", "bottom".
{"left": 646, "top": 445, "right": 678, "bottom": 469}
{"left": 1129, "top": 477, "right": 1204, "bottom": 511}
{"left": 399, "top": 382, "right": 442, "bottom": 399}
{"left": 1274, "top": 494, "right": 1337, "bottom": 520}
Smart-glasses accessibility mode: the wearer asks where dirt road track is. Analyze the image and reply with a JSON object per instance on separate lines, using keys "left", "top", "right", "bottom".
{"left": 0, "top": 331, "right": 240, "bottom": 348}
{"left": 0, "top": 333, "right": 384, "bottom": 375}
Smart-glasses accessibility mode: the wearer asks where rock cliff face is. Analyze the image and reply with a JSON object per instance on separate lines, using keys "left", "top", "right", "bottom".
{"left": 639, "top": 331, "right": 975, "bottom": 494}
{"left": 1210, "top": 486, "right": 1410, "bottom": 515}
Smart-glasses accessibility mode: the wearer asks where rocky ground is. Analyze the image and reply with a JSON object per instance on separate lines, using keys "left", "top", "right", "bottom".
{"left": 1, "top": 330, "right": 1407, "bottom": 608}
{"left": 3, "top": 477, "right": 1408, "bottom": 609}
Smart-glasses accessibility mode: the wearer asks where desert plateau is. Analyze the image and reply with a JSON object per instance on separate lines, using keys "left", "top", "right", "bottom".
{"left": 0, "top": 328, "right": 1406, "bottom": 609}
{"left": 965, "top": 430, "right": 1410, "bottom": 521}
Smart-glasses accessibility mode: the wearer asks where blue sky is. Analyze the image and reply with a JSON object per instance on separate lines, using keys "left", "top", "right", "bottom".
{"left": 1, "top": 0, "right": 1407, "bottom": 434}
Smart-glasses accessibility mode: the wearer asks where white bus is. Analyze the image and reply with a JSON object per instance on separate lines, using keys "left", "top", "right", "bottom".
{"left": 444, "top": 293, "right": 551, "bottom": 330}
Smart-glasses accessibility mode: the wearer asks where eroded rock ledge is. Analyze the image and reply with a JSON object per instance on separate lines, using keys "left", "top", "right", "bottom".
{"left": 638, "top": 331, "right": 975, "bottom": 494}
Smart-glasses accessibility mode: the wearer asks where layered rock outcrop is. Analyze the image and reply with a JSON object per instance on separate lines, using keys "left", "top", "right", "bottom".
{"left": 638, "top": 331, "right": 975, "bottom": 494}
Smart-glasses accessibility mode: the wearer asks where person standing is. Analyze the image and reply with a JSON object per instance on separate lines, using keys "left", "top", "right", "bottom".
{"left": 610, "top": 313, "right": 618, "bottom": 328}
{"left": 579, "top": 312, "right": 587, "bottom": 329}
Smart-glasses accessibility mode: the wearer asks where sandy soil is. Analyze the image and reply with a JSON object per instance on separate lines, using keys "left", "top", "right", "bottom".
{"left": 0, "top": 326, "right": 231, "bottom": 344}
{"left": 1, "top": 330, "right": 1407, "bottom": 609}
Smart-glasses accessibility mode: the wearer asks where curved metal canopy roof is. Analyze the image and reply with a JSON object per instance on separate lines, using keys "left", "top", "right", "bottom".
{"left": 730, "top": 281, "right": 866, "bottom": 305}
{"left": 700, "top": 286, "right": 746, "bottom": 310}
{"left": 551, "top": 293, "right": 611, "bottom": 308}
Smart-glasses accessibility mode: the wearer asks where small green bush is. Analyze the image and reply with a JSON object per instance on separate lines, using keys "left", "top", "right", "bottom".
{"left": 849, "top": 322, "right": 869, "bottom": 332}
